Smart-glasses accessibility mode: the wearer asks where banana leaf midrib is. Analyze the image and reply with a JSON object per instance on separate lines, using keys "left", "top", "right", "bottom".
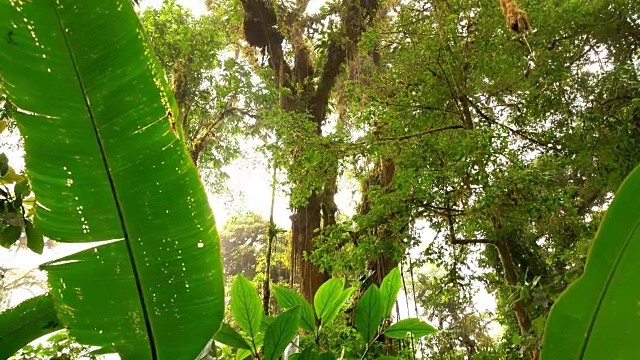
{"left": 51, "top": 4, "right": 158, "bottom": 356}
{"left": 579, "top": 219, "right": 640, "bottom": 358}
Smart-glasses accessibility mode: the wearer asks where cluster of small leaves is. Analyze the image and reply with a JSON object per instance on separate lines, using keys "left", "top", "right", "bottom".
{"left": 0, "top": 125, "right": 42, "bottom": 253}
{"left": 139, "top": 1, "right": 272, "bottom": 192}
{"left": 9, "top": 331, "right": 97, "bottom": 360}
{"left": 214, "top": 268, "right": 436, "bottom": 359}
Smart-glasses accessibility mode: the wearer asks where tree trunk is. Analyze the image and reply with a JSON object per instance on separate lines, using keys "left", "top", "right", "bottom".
{"left": 238, "top": 0, "right": 379, "bottom": 302}
{"left": 494, "top": 238, "right": 539, "bottom": 360}
{"left": 291, "top": 193, "right": 330, "bottom": 301}
{"left": 262, "top": 165, "right": 278, "bottom": 314}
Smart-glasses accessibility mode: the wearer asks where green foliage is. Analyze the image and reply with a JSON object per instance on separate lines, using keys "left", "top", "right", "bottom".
{"left": 139, "top": 0, "right": 269, "bottom": 190}
{"left": 0, "top": 126, "right": 40, "bottom": 253}
{"left": 220, "top": 212, "right": 289, "bottom": 283}
{"left": 355, "top": 285, "right": 384, "bottom": 344}
{"left": 273, "top": 286, "right": 316, "bottom": 332}
{"left": 541, "top": 164, "right": 640, "bottom": 358}
{"left": 379, "top": 268, "right": 402, "bottom": 319}
{"left": 314, "top": 278, "right": 353, "bottom": 327}
{"left": 10, "top": 330, "right": 96, "bottom": 360}
{"left": 263, "top": 306, "right": 301, "bottom": 360}
{"left": 221, "top": 270, "right": 435, "bottom": 359}
{"left": 0, "top": 0, "right": 224, "bottom": 358}
{"left": 230, "top": 275, "right": 264, "bottom": 346}
{"left": 384, "top": 318, "right": 437, "bottom": 340}
{"left": 214, "top": 323, "right": 252, "bottom": 350}
{"left": 0, "top": 296, "right": 62, "bottom": 359}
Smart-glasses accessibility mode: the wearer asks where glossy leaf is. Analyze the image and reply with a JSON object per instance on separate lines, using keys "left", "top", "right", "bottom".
{"left": 236, "top": 348, "right": 252, "bottom": 360}
{"left": 213, "top": 323, "right": 252, "bottom": 350}
{"left": 314, "top": 278, "right": 344, "bottom": 324}
{"left": 0, "top": 225, "right": 22, "bottom": 248}
{"left": 230, "top": 275, "right": 264, "bottom": 342}
{"left": 355, "top": 285, "right": 384, "bottom": 343}
{"left": 263, "top": 306, "right": 301, "bottom": 360}
{"left": 25, "top": 220, "right": 44, "bottom": 254}
{"left": 384, "top": 318, "right": 437, "bottom": 339}
{"left": 541, "top": 165, "right": 640, "bottom": 359}
{"left": 0, "top": 295, "right": 63, "bottom": 359}
{"left": 322, "top": 287, "right": 355, "bottom": 326}
{"left": 0, "top": 0, "right": 224, "bottom": 358}
{"left": 380, "top": 267, "right": 401, "bottom": 318}
{"left": 259, "top": 315, "right": 275, "bottom": 333}
{"left": 273, "top": 285, "right": 316, "bottom": 331}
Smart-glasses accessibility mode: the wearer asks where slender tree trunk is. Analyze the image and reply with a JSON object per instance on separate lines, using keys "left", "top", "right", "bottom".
{"left": 262, "top": 165, "right": 278, "bottom": 314}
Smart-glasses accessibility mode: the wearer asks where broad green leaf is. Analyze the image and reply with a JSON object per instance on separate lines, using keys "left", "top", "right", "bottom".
{"left": 0, "top": 295, "right": 63, "bottom": 359}
{"left": 214, "top": 323, "right": 252, "bottom": 350}
{"left": 298, "top": 346, "right": 319, "bottom": 360}
{"left": 230, "top": 275, "right": 264, "bottom": 342}
{"left": 384, "top": 318, "right": 437, "bottom": 339}
{"left": 322, "top": 287, "right": 355, "bottom": 326}
{"left": 355, "top": 285, "right": 384, "bottom": 343}
{"left": 380, "top": 267, "right": 401, "bottom": 318}
{"left": 273, "top": 286, "right": 316, "bottom": 331}
{"left": 314, "top": 278, "right": 344, "bottom": 324}
{"left": 259, "top": 315, "right": 275, "bottom": 333}
{"left": 263, "top": 306, "right": 301, "bottom": 360}
{"left": 236, "top": 348, "right": 252, "bottom": 360}
{"left": 252, "top": 315, "right": 273, "bottom": 352}
{"left": 376, "top": 357, "right": 397, "bottom": 360}
{"left": 541, "top": 165, "right": 640, "bottom": 359}
{"left": 0, "top": 225, "right": 22, "bottom": 248}
{"left": 25, "top": 220, "right": 44, "bottom": 254}
{"left": 0, "top": 1, "right": 224, "bottom": 358}
{"left": 319, "top": 351, "right": 336, "bottom": 360}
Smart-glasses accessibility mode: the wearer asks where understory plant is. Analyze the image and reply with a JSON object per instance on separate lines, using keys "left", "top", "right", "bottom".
{"left": 213, "top": 268, "right": 437, "bottom": 359}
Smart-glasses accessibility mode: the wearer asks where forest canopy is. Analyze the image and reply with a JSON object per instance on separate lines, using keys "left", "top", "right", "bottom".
{"left": 1, "top": 0, "right": 640, "bottom": 359}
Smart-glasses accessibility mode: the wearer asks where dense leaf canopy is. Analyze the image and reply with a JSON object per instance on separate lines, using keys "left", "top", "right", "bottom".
{"left": 1, "top": 0, "right": 640, "bottom": 359}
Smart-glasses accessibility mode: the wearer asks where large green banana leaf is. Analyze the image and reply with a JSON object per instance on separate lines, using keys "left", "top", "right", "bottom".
{"left": 0, "top": 0, "right": 224, "bottom": 359}
{"left": 0, "top": 295, "right": 63, "bottom": 359}
{"left": 541, "top": 165, "right": 640, "bottom": 359}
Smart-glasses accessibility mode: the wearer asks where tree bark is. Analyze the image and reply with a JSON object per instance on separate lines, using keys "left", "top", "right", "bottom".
{"left": 494, "top": 238, "right": 539, "bottom": 360}
{"left": 239, "top": 0, "right": 379, "bottom": 302}
{"left": 291, "top": 194, "right": 329, "bottom": 301}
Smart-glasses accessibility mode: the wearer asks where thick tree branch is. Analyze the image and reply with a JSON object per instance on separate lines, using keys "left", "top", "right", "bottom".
{"left": 310, "top": 0, "right": 379, "bottom": 123}
{"left": 464, "top": 95, "right": 552, "bottom": 149}
{"left": 190, "top": 106, "right": 236, "bottom": 164}
{"left": 377, "top": 124, "right": 465, "bottom": 142}
{"left": 451, "top": 238, "right": 493, "bottom": 245}
{"left": 240, "top": 0, "right": 294, "bottom": 92}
